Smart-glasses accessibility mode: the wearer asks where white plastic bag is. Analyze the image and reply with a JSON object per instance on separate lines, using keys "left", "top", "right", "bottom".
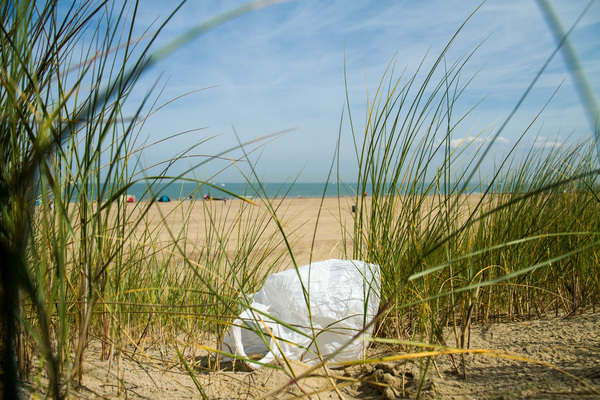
{"left": 222, "top": 259, "right": 381, "bottom": 369}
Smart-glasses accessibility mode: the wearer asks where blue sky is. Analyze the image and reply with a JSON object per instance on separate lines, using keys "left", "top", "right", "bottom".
{"left": 125, "top": 0, "right": 599, "bottom": 183}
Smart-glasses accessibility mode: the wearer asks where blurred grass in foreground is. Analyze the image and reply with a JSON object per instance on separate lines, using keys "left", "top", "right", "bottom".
{"left": 1, "top": 0, "right": 598, "bottom": 399}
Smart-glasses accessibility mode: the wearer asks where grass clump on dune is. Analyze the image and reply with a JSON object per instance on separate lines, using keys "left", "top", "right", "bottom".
{"left": 341, "top": 6, "right": 599, "bottom": 385}
{"left": 0, "top": 0, "right": 283, "bottom": 396}
{"left": 1, "top": 0, "right": 599, "bottom": 399}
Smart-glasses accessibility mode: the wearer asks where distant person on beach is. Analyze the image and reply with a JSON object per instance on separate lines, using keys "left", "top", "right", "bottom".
{"left": 204, "top": 193, "right": 227, "bottom": 203}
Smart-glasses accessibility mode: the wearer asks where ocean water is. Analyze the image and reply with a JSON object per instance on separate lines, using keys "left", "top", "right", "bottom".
{"left": 122, "top": 182, "right": 357, "bottom": 201}
{"left": 117, "top": 181, "right": 488, "bottom": 201}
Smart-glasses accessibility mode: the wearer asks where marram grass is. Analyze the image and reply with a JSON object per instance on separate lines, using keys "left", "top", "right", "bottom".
{"left": 1, "top": 0, "right": 598, "bottom": 399}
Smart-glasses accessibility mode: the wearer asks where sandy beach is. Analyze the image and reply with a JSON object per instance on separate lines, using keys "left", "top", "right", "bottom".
{"left": 70, "top": 308, "right": 600, "bottom": 399}
{"left": 133, "top": 193, "right": 485, "bottom": 269}
{"left": 134, "top": 196, "right": 359, "bottom": 269}
{"left": 25, "top": 195, "right": 600, "bottom": 399}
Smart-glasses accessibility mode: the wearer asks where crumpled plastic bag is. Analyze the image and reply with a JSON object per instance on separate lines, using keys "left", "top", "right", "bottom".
{"left": 222, "top": 259, "right": 381, "bottom": 369}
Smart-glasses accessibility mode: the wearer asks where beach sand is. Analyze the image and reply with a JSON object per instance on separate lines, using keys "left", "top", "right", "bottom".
{"left": 27, "top": 196, "right": 600, "bottom": 399}
{"left": 68, "top": 312, "right": 600, "bottom": 399}
{"left": 133, "top": 193, "right": 485, "bottom": 269}
{"left": 134, "top": 196, "right": 359, "bottom": 269}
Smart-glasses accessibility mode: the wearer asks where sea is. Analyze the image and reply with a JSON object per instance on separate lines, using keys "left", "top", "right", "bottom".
{"left": 114, "top": 181, "right": 489, "bottom": 202}
{"left": 122, "top": 182, "right": 356, "bottom": 201}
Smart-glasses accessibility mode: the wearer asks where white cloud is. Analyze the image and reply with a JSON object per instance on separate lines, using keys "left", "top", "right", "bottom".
{"left": 532, "top": 136, "right": 564, "bottom": 149}
{"left": 449, "top": 135, "right": 510, "bottom": 149}
{"left": 124, "top": 0, "right": 599, "bottom": 181}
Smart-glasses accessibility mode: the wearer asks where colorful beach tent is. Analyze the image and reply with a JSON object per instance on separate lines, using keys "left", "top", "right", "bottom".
{"left": 157, "top": 195, "right": 171, "bottom": 203}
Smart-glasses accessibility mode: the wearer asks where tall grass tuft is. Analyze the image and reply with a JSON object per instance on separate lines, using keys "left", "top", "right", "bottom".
{"left": 1, "top": 0, "right": 598, "bottom": 398}
{"left": 340, "top": 6, "right": 599, "bottom": 384}
{"left": 0, "top": 1, "right": 172, "bottom": 395}
{"left": 1, "top": 0, "right": 285, "bottom": 397}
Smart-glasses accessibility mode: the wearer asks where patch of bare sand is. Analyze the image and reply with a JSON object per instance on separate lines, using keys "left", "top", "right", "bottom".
{"left": 46, "top": 312, "right": 599, "bottom": 399}
{"left": 131, "top": 196, "right": 357, "bottom": 268}
{"left": 131, "top": 194, "right": 488, "bottom": 269}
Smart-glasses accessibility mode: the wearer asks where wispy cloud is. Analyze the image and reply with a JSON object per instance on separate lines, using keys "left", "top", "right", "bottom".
{"left": 449, "top": 135, "right": 510, "bottom": 149}
{"left": 127, "top": 0, "right": 599, "bottom": 181}
{"left": 532, "top": 136, "right": 564, "bottom": 149}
